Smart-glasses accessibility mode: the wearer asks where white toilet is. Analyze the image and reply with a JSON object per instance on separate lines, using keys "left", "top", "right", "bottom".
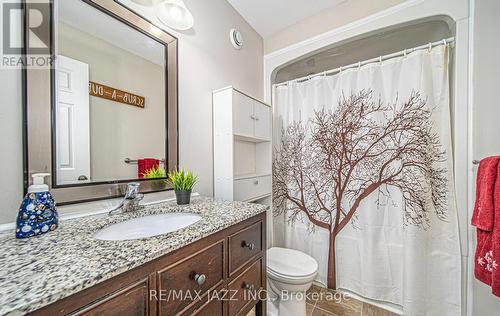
{"left": 266, "top": 247, "right": 319, "bottom": 316}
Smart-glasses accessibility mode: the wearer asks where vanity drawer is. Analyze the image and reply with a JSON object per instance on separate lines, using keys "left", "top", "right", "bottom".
{"left": 228, "top": 259, "right": 263, "bottom": 316}
{"left": 183, "top": 287, "right": 225, "bottom": 316}
{"left": 234, "top": 175, "right": 271, "bottom": 201}
{"left": 228, "top": 221, "right": 262, "bottom": 276}
{"left": 156, "top": 240, "right": 225, "bottom": 315}
{"left": 70, "top": 278, "right": 149, "bottom": 316}
{"left": 189, "top": 299, "right": 223, "bottom": 316}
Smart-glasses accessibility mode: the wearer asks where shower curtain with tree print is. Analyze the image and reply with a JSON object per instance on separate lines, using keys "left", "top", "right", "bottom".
{"left": 272, "top": 44, "right": 461, "bottom": 315}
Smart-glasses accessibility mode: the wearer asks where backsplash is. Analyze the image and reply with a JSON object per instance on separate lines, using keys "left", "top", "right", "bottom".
{"left": 0, "top": 190, "right": 185, "bottom": 233}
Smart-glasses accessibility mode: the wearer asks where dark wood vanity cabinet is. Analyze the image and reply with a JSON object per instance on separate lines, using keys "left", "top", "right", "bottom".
{"left": 31, "top": 213, "right": 266, "bottom": 316}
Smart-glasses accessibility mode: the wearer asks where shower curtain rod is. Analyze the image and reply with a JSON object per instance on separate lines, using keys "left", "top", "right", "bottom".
{"left": 274, "top": 37, "right": 455, "bottom": 88}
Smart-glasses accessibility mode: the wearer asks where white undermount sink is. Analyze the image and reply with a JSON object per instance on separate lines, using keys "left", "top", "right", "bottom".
{"left": 94, "top": 213, "right": 202, "bottom": 241}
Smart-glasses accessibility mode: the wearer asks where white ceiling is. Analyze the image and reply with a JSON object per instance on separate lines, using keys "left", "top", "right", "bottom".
{"left": 227, "top": 0, "right": 347, "bottom": 37}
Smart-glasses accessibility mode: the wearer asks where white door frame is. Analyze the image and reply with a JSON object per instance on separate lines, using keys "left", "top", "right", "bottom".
{"left": 56, "top": 55, "right": 91, "bottom": 185}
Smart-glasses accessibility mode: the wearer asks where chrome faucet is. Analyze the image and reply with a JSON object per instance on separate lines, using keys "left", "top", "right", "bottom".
{"left": 108, "top": 183, "right": 144, "bottom": 215}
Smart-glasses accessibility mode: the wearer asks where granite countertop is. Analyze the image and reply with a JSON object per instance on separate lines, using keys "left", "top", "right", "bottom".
{"left": 0, "top": 196, "right": 268, "bottom": 315}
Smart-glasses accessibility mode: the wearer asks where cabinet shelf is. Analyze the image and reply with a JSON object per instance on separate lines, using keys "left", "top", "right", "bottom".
{"left": 234, "top": 173, "right": 272, "bottom": 180}
{"left": 234, "top": 134, "right": 271, "bottom": 143}
{"left": 213, "top": 86, "right": 272, "bottom": 202}
{"left": 245, "top": 193, "right": 272, "bottom": 203}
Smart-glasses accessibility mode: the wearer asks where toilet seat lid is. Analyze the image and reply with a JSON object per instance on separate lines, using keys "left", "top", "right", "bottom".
{"left": 267, "top": 247, "right": 318, "bottom": 278}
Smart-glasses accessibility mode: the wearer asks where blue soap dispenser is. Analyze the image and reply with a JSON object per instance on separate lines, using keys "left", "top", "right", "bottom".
{"left": 16, "top": 173, "right": 59, "bottom": 239}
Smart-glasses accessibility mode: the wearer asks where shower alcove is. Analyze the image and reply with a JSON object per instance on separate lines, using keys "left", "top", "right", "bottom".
{"left": 269, "top": 16, "right": 458, "bottom": 315}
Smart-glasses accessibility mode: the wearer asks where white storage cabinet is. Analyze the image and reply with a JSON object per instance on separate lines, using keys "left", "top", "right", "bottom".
{"left": 213, "top": 86, "right": 272, "bottom": 202}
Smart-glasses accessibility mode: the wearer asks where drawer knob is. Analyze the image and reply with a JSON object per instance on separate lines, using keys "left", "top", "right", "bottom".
{"left": 194, "top": 273, "right": 206, "bottom": 285}
{"left": 253, "top": 180, "right": 259, "bottom": 185}
{"left": 242, "top": 241, "right": 255, "bottom": 250}
{"left": 245, "top": 283, "right": 255, "bottom": 292}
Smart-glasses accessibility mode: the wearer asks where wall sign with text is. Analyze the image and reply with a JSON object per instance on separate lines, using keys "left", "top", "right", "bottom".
{"left": 89, "top": 81, "right": 145, "bottom": 108}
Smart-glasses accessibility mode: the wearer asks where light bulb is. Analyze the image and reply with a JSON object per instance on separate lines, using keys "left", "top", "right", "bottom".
{"left": 169, "top": 6, "right": 183, "bottom": 21}
{"left": 155, "top": 0, "right": 194, "bottom": 30}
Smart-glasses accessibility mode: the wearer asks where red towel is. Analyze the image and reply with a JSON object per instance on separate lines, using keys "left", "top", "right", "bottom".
{"left": 138, "top": 158, "right": 158, "bottom": 178}
{"left": 472, "top": 157, "right": 499, "bottom": 230}
{"left": 472, "top": 156, "right": 500, "bottom": 296}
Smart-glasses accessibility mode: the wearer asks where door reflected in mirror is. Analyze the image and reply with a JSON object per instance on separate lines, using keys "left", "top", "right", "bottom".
{"left": 54, "top": 0, "right": 167, "bottom": 186}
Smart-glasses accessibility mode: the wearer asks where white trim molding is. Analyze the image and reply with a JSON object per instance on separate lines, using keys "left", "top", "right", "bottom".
{"left": 263, "top": 0, "right": 469, "bottom": 102}
{"left": 466, "top": 1, "right": 475, "bottom": 315}
{"left": 265, "top": 0, "right": 425, "bottom": 60}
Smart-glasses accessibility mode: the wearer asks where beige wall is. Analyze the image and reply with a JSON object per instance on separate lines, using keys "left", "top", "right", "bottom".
{"left": 472, "top": 0, "right": 500, "bottom": 314}
{"left": 0, "top": 0, "right": 23, "bottom": 225}
{"left": 0, "top": 0, "right": 263, "bottom": 224}
{"left": 59, "top": 23, "right": 165, "bottom": 182}
{"left": 127, "top": 0, "right": 264, "bottom": 198}
{"left": 264, "top": 0, "right": 406, "bottom": 54}
{"left": 0, "top": 68, "right": 23, "bottom": 225}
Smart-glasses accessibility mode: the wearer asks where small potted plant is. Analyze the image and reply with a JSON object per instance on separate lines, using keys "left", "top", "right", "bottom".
{"left": 168, "top": 168, "right": 198, "bottom": 205}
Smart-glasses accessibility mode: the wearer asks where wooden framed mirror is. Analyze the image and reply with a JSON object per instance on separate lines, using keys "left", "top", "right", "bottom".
{"left": 24, "top": 0, "right": 178, "bottom": 204}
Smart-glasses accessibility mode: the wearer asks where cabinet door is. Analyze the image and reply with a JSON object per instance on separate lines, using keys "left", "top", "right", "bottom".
{"left": 184, "top": 290, "right": 224, "bottom": 316}
{"left": 71, "top": 278, "right": 149, "bottom": 316}
{"left": 253, "top": 102, "right": 271, "bottom": 140}
{"left": 233, "top": 91, "right": 254, "bottom": 138}
{"left": 192, "top": 299, "right": 223, "bottom": 316}
{"left": 228, "top": 259, "right": 263, "bottom": 316}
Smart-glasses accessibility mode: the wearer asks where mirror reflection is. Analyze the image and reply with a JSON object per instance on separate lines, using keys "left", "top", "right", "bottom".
{"left": 55, "top": 0, "right": 167, "bottom": 185}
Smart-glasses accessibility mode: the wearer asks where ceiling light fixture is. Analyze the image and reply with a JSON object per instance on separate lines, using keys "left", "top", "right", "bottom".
{"left": 154, "top": 0, "right": 194, "bottom": 31}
